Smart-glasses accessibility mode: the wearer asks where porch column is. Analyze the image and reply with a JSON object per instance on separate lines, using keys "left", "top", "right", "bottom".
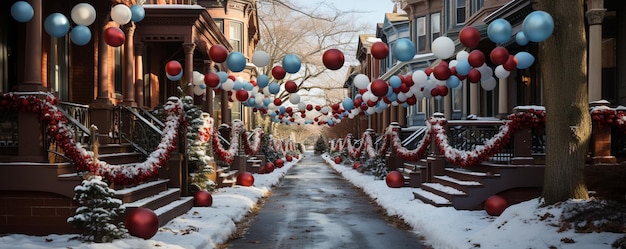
{"left": 221, "top": 89, "right": 231, "bottom": 125}
{"left": 398, "top": 106, "right": 406, "bottom": 127}
{"left": 134, "top": 42, "right": 144, "bottom": 107}
{"left": 470, "top": 81, "right": 479, "bottom": 115}
{"left": 444, "top": 93, "right": 452, "bottom": 120}
{"left": 90, "top": 20, "right": 114, "bottom": 144}
{"left": 121, "top": 24, "right": 136, "bottom": 106}
{"left": 586, "top": 4, "right": 605, "bottom": 101}
{"left": 203, "top": 60, "right": 214, "bottom": 113}
{"left": 17, "top": 0, "right": 44, "bottom": 91}
{"left": 498, "top": 77, "right": 508, "bottom": 117}
{"left": 183, "top": 43, "right": 196, "bottom": 99}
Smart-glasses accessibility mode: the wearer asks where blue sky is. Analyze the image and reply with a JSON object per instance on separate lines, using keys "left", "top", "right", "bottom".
{"left": 302, "top": 0, "right": 396, "bottom": 33}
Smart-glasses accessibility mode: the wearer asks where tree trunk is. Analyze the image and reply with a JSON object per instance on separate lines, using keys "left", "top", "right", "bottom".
{"left": 538, "top": 0, "right": 590, "bottom": 204}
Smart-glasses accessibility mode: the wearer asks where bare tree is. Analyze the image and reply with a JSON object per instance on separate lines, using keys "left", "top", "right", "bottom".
{"left": 538, "top": 0, "right": 590, "bottom": 205}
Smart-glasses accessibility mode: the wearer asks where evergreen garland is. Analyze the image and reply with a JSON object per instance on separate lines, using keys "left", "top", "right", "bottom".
{"left": 182, "top": 96, "right": 216, "bottom": 194}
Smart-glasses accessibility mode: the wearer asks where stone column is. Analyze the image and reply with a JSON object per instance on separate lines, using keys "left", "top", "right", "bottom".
{"left": 470, "top": 81, "right": 479, "bottom": 115}
{"left": 498, "top": 77, "right": 508, "bottom": 118}
{"left": 17, "top": 0, "right": 45, "bottom": 92}
{"left": 590, "top": 101, "right": 616, "bottom": 164}
{"left": 511, "top": 108, "right": 534, "bottom": 165}
{"left": 221, "top": 89, "right": 231, "bottom": 125}
{"left": 586, "top": 7, "right": 606, "bottom": 102}
{"left": 385, "top": 122, "right": 402, "bottom": 172}
{"left": 90, "top": 20, "right": 114, "bottom": 145}
{"left": 121, "top": 24, "right": 136, "bottom": 106}
{"left": 134, "top": 42, "right": 144, "bottom": 107}
{"left": 203, "top": 60, "right": 214, "bottom": 113}
{"left": 183, "top": 43, "right": 196, "bottom": 99}
{"left": 444, "top": 93, "right": 452, "bottom": 120}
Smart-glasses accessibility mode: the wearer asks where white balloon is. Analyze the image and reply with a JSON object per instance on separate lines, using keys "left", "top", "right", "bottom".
{"left": 362, "top": 91, "right": 378, "bottom": 102}
{"left": 423, "top": 89, "right": 432, "bottom": 99}
{"left": 436, "top": 80, "right": 447, "bottom": 86}
{"left": 412, "top": 70, "right": 428, "bottom": 85}
{"left": 262, "top": 87, "right": 271, "bottom": 96}
{"left": 289, "top": 93, "right": 301, "bottom": 104}
{"left": 192, "top": 71, "right": 204, "bottom": 85}
{"left": 479, "top": 66, "right": 494, "bottom": 80}
{"left": 481, "top": 77, "right": 497, "bottom": 91}
{"left": 448, "top": 60, "right": 458, "bottom": 68}
{"left": 353, "top": 74, "right": 370, "bottom": 89}
{"left": 321, "top": 106, "right": 329, "bottom": 114}
{"left": 397, "top": 92, "right": 408, "bottom": 102}
{"left": 252, "top": 51, "right": 270, "bottom": 67}
{"left": 268, "top": 103, "right": 276, "bottom": 110}
{"left": 298, "top": 102, "right": 306, "bottom": 110}
{"left": 425, "top": 79, "right": 437, "bottom": 90}
{"left": 221, "top": 79, "right": 234, "bottom": 91}
{"left": 193, "top": 85, "right": 205, "bottom": 96}
{"left": 111, "top": 4, "right": 132, "bottom": 25}
{"left": 456, "top": 51, "right": 470, "bottom": 61}
{"left": 431, "top": 36, "right": 455, "bottom": 59}
{"left": 366, "top": 107, "right": 376, "bottom": 115}
{"left": 494, "top": 65, "right": 510, "bottom": 79}
{"left": 71, "top": 3, "right": 96, "bottom": 26}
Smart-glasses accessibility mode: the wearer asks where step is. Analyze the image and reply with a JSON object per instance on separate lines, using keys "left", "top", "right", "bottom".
{"left": 114, "top": 179, "right": 170, "bottom": 203}
{"left": 412, "top": 188, "right": 451, "bottom": 207}
{"left": 421, "top": 182, "right": 466, "bottom": 200}
{"left": 98, "top": 143, "right": 135, "bottom": 154}
{"left": 154, "top": 196, "right": 194, "bottom": 227}
{"left": 444, "top": 168, "right": 500, "bottom": 182}
{"left": 98, "top": 152, "right": 144, "bottom": 165}
{"left": 433, "top": 175, "right": 483, "bottom": 193}
{"left": 122, "top": 188, "right": 181, "bottom": 211}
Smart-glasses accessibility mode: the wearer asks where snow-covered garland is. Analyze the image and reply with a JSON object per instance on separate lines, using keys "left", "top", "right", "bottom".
{"left": 243, "top": 128, "right": 263, "bottom": 155}
{"left": 0, "top": 93, "right": 183, "bottom": 185}
{"left": 391, "top": 126, "right": 431, "bottom": 161}
{"left": 590, "top": 105, "right": 626, "bottom": 133}
{"left": 211, "top": 120, "right": 244, "bottom": 165}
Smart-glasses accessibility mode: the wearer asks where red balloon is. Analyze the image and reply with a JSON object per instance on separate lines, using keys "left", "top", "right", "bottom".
{"left": 459, "top": 26, "right": 481, "bottom": 49}
{"left": 484, "top": 195, "right": 508, "bottom": 216}
{"left": 437, "top": 85, "right": 449, "bottom": 96}
{"left": 433, "top": 65, "right": 452, "bottom": 80}
{"left": 204, "top": 72, "right": 220, "bottom": 88}
{"left": 399, "top": 83, "right": 410, "bottom": 93}
{"left": 385, "top": 171, "right": 404, "bottom": 188}
{"left": 430, "top": 87, "right": 440, "bottom": 97}
{"left": 315, "top": 105, "right": 321, "bottom": 111}
{"left": 353, "top": 162, "right": 361, "bottom": 169}
{"left": 406, "top": 95, "right": 417, "bottom": 105}
{"left": 371, "top": 42, "right": 389, "bottom": 60}
{"left": 467, "top": 68, "right": 482, "bottom": 83}
{"left": 271, "top": 66, "right": 286, "bottom": 80}
{"left": 334, "top": 156, "right": 342, "bottom": 164}
{"left": 502, "top": 55, "right": 518, "bottom": 71}
{"left": 286, "top": 106, "right": 293, "bottom": 113}
{"left": 274, "top": 159, "right": 284, "bottom": 168}
{"left": 125, "top": 208, "right": 159, "bottom": 239}
{"left": 286, "top": 155, "right": 293, "bottom": 162}
{"left": 236, "top": 172, "right": 254, "bottom": 186}
{"left": 209, "top": 45, "right": 229, "bottom": 63}
{"left": 306, "top": 104, "right": 313, "bottom": 111}
{"left": 193, "top": 190, "right": 213, "bottom": 207}
{"left": 490, "top": 46, "right": 510, "bottom": 65}
{"left": 468, "top": 50, "right": 486, "bottom": 67}
{"left": 424, "top": 67, "right": 433, "bottom": 76}
{"left": 284, "top": 80, "right": 298, "bottom": 93}
{"left": 104, "top": 27, "right": 125, "bottom": 47}
{"left": 367, "top": 99, "right": 377, "bottom": 107}
{"left": 235, "top": 89, "right": 249, "bottom": 102}
{"left": 370, "top": 79, "right": 388, "bottom": 97}
{"left": 165, "top": 61, "right": 182, "bottom": 76}
{"left": 322, "top": 49, "right": 345, "bottom": 70}
{"left": 273, "top": 98, "right": 282, "bottom": 106}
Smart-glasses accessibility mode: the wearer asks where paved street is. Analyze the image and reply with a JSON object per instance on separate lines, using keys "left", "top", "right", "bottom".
{"left": 224, "top": 153, "right": 425, "bottom": 249}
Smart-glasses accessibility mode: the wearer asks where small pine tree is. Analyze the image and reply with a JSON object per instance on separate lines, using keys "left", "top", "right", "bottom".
{"left": 183, "top": 97, "right": 216, "bottom": 195}
{"left": 262, "top": 134, "right": 282, "bottom": 163}
{"left": 67, "top": 176, "right": 127, "bottom": 243}
{"left": 314, "top": 135, "right": 327, "bottom": 154}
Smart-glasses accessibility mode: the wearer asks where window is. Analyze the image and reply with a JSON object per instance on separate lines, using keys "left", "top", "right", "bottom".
{"left": 114, "top": 46, "right": 122, "bottom": 96}
{"left": 448, "top": 0, "right": 466, "bottom": 27}
{"left": 431, "top": 13, "right": 441, "bottom": 41}
{"left": 470, "top": 0, "right": 484, "bottom": 16}
{"left": 214, "top": 19, "right": 224, "bottom": 34}
{"left": 229, "top": 21, "right": 243, "bottom": 52}
{"left": 416, "top": 17, "right": 426, "bottom": 52}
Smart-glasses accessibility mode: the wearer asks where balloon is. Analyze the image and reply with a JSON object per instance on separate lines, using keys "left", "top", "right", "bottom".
{"left": 371, "top": 79, "right": 389, "bottom": 97}
{"left": 431, "top": 36, "right": 455, "bottom": 59}
{"left": 389, "top": 76, "right": 402, "bottom": 89}
{"left": 455, "top": 59, "right": 471, "bottom": 76}
{"left": 433, "top": 65, "right": 452, "bottom": 80}
{"left": 226, "top": 52, "right": 246, "bottom": 72}
{"left": 353, "top": 74, "right": 370, "bottom": 89}
{"left": 271, "top": 66, "right": 286, "bottom": 80}
{"left": 490, "top": 46, "right": 509, "bottom": 65}
{"left": 515, "top": 51, "right": 535, "bottom": 69}
{"left": 216, "top": 71, "right": 228, "bottom": 83}
{"left": 468, "top": 50, "right": 486, "bottom": 67}
{"left": 193, "top": 85, "right": 205, "bottom": 96}
{"left": 487, "top": 18, "right": 512, "bottom": 44}
{"left": 282, "top": 54, "right": 301, "bottom": 74}
{"left": 502, "top": 55, "right": 518, "bottom": 71}
{"left": 467, "top": 69, "right": 481, "bottom": 83}
{"left": 252, "top": 50, "right": 270, "bottom": 67}
{"left": 481, "top": 77, "right": 497, "bottom": 91}
{"left": 209, "top": 45, "right": 229, "bottom": 63}
{"left": 256, "top": 74, "right": 269, "bottom": 88}
{"left": 515, "top": 32, "right": 529, "bottom": 46}
{"left": 459, "top": 26, "right": 480, "bottom": 48}
{"left": 111, "top": 4, "right": 132, "bottom": 25}
{"left": 11, "top": 1, "right": 34, "bottom": 23}
{"left": 284, "top": 80, "right": 298, "bottom": 93}
{"left": 494, "top": 65, "right": 510, "bottom": 79}
{"left": 268, "top": 82, "right": 280, "bottom": 94}
{"left": 165, "top": 61, "right": 183, "bottom": 76}
{"left": 289, "top": 93, "right": 300, "bottom": 104}
{"left": 342, "top": 98, "right": 354, "bottom": 110}
{"left": 446, "top": 76, "right": 461, "bottom": 88}
{"left": 322, "top": 49, "right": 345, "bottom": 70}
{"left": 456, "top": 50, "right": 469, "bottom": 61}
{"left": 70, "top": 3, "right": 96, "bottom": 26}
{"left": 232, "top": 79, "right": 243, "bottom": 90}
{"left": 103, "top": 27, "right": 125, "bottom": 47}
{"left": 235, "top": 89, "right": 249, "bottom": 102}
{"left": 44, "top": 13, "right": 71, "bottom": 38}
{"left": 412, "top": 70, "right": 428, "bottom": 85}
{"left": 204, "top": 72, "right": 220, "bottom": 88}
{"left": 392, "top": 38, "right": 416, "bottom": 62}
{"left": 522, "top": 10, "right": 554, "bottom": 42}
{"left": 130, "top": 5, "right": 145, "bottom": 22}
{"left": 371, "top": 42, "right": 389, "bottom": 60}
{"left": 125, "top": 208, "right": 158, "bottom": 239}
{"left": 70, "top": 26, "right": 91, "bottom": 46}
{"left": 166, "top": 71, "right": 182, "bottom": 81}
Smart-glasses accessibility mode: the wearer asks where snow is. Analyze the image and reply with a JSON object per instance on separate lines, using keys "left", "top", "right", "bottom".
{"left": 0, "top": 152, "right": 623, "bottom": 249}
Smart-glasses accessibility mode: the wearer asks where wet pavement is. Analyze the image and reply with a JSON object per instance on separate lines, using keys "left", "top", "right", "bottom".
{"left": 224, "top": 152, "right": 425, "bottom": 249}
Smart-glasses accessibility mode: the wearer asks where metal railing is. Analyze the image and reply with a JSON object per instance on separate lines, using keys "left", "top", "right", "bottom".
{"left": 400, "top": 126, "right": 428, "bottom": 149}
{"left": 113, "top": 106, "right": 164, "bottom": 157}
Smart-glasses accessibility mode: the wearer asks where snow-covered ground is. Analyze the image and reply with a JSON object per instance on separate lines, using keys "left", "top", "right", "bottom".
{"left": 0, "top": 152, "right": 623, "bottom": 249}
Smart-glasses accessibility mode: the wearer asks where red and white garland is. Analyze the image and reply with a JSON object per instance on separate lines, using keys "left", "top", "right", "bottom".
{"left": 590, "top": 105, "right": 626, "bottom": 132}
{"left": 212, "top": 120, "right": 244, "bottom": 164}
{"left": 243, "top": 128, "right": 263, "bottom": 155}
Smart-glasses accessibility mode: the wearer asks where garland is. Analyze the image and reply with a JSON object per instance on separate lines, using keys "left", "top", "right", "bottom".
{"left": 590, "top": 105, "right": 626, "bottom": 133}
{"left": 243, "top": 128, "right": 263, "bottom": 155}
{"left": 211, "top": 120, "right": 243, "bottom": 164}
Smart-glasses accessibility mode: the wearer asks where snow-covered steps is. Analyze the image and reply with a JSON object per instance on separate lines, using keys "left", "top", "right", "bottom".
{"left": 412, "top": 188, "right": 452, "bottom": 207}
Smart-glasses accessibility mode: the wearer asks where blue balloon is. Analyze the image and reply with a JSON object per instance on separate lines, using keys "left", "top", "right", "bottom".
{"left": 522, "top": 10, "right": 554, "bottom": 42}
{"left": 446, "top": 75, "right": 461, "bottom": 88}
{"left": 392, "top": 38, "right": 416, "bottom": 62}
{"left": 167, "top": 71, "right": 183, "bottom": 81}
{"left": 216, "top": 71, "right": 228, "bottom": 83}
{"left": 199, "top": 84, "right": 206, "bottom": 89}
{"left": 70, "top": 25, "right": 91, "bottom": 46}
{"left": 243, "top": 82, "right": 254, "bottom": 91}
{"left": 487, "top": 18, "right": 512, "bottom": 44}
{"left": 387, "top": 92, "right": 397, "bottom": 102}
{"left": 233, "top": 80, "right": 243, "bottom": 90}
{"left": 456, "top": 59, "right": 471, "bottom": 76}
{"left": 44, "top": 13, "right": 71, "bottom": 38}
{"left": 226, "top": 52, "right": 247, "bottom": 72}
{"left": 515, "top": 52, "right": 535, "bottom": 69}
{"left": 279, "top": 106, "right": 286, "bottom": 113}
{"left": 389, "top": 76, "right": 402, "bottom": 88}
{"left": 256, "top": 74, "right": 269, "bottom": 88}
{"left": 377, "top": 101, "right": 389, "bottom": 109}
{"left": 263, "top": 98, "right": 271, "bottom": 106}
{"left": 268, "top": 82, "right": 280, "bottom": 94}
{"left": 130, "top": 5, "right": 145, "bottom": 22}
{"left": 515, "top": 32, "right": 529, "bottom": 46}
{"left": 282, "top": 54, "right": 301, "bottom": 74}
{"left": 11, "top": 1, "right": 33, "bottom": 23}
{"left": 342, "top": 98, "right": 354, "bottom": 110}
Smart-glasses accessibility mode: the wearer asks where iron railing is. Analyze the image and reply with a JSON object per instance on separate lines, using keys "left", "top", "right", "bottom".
{"left": 113, "top": 105, "right": 163, "bottom": 157}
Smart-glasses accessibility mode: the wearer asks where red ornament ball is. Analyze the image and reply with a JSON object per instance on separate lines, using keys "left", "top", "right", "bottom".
{"left": 503, "top": 55, "right": 518, "bottom": 71}
{"left": 385, "top": 171, "right": 405, "bottom": 188}
{"left": 125, "top": 207, "right": 159, "bottom": 240}
{"left": 371, "top": 42, "right": 389, "bottom": 60}
{"left": 370, "top": 79, "right": 389, "bottom": 97}
{"left": 353, "top": 162, "right": 361, "bottom": 169}
{"left": 204, "top": 72, "right": 220, "bottom": 88}
{"left": 271, "top": 66, "right": 286, "bottom": 80}
{"left": 468, "top": 50, "right": 486, "bottom": 67}
{"left": 437, "top": 85, "right": 449, "bottom": 96}
{"left": 484, "top": 195, "right": 508, "bottom": 216}
{"left": 459, "top": 26, "right": 481, "bottom": 49}
{"left": 284, "top": 80, "right": 298, "bottom": 93}
{"left": 165, "top": 61, "right": 182, "bottom": 77}
{"left": 286, "top": 155, "right": 293, "bottom": 162}
{"left": 237, "top": 172, "right": 254, "bottom": 186}
{"left": 273, "top": 98, "right": 282, "bottom": 106}
{"left": 322, "top": 49, "right": 345, "bottom": 70}
{"left": 235, "top": 89, "right": 249, "bottom": 102}
{"left": 334, "top": 156, "right": 342, "bottom": 164}
{"left": 274, "top": 159, "right": 284, "bottom": 168}
{"left": 490, "top": 46, "right": 510, "bottom": 65}
{"left": 264, "top": 162, "right": 275, "bottom": 173}
{"left": 104, "top": 27, "right": 125, "bottom": 47}
{"left": 306, "top": 104, "right": 313, "bottom": 111}
{"left": 193, "top": 190, "right": 213, "bottom": 207}
{"left": 209, "top": 44, "right": 229, "bottom": 63}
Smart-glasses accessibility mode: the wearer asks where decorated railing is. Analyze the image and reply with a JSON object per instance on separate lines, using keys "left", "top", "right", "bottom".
{"left": 113, "top": 105, "right": 164, "bottom": 157}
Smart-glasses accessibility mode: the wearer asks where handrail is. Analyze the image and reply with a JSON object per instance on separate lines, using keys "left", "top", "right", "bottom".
{"left": 55, "top": 104, "right": 91, "bottom": 145}
{"left": 113, "top": 105, "right": 164, "bottom": 157}
{"left": 120, "top": 106, "right": 164, "bottom": 136}
{"left": 401, "top": 126, "right": 427, "bottom": 147}
{"left": 131, "top": 106, "right": 165, "bottom": 129}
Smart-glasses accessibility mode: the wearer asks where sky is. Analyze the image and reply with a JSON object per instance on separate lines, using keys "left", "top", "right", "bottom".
{"left": 0, "top": 151, "right": 622, "bottom": 249}
{"left": 302, "top": 0, "right": 397, "bottom": 33}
